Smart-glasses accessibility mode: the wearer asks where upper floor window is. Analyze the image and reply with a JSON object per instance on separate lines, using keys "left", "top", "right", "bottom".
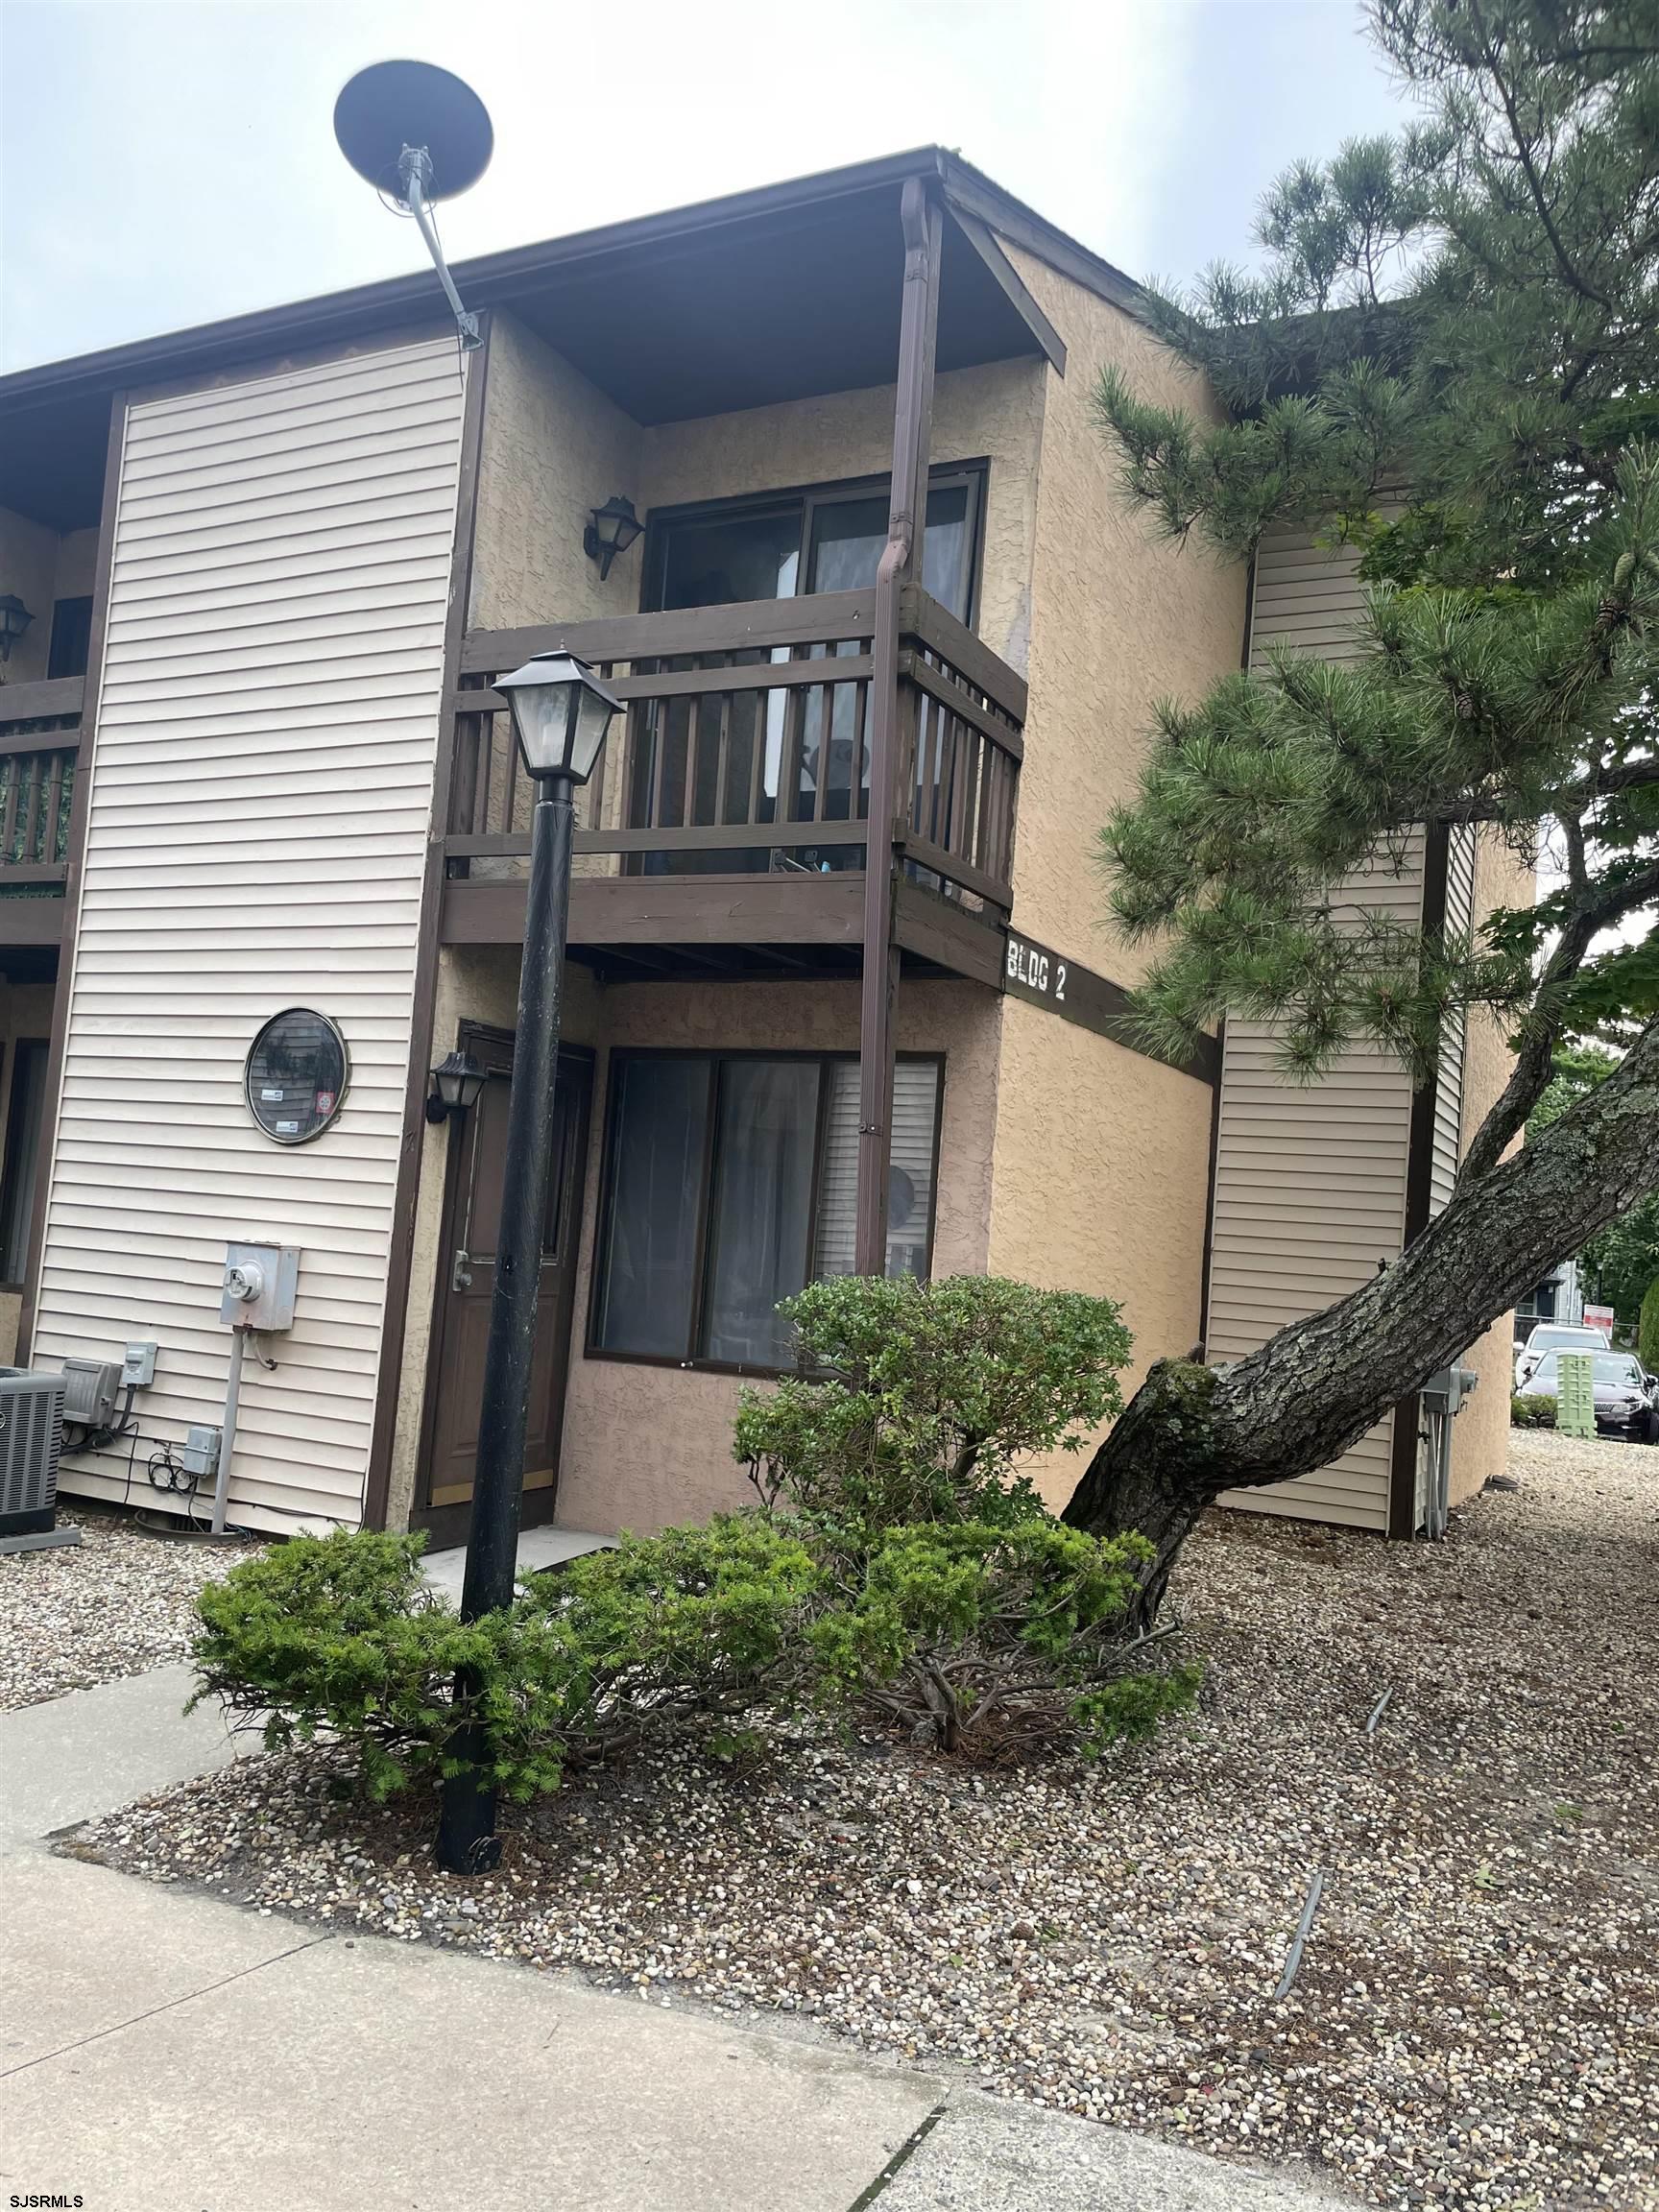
{"left": 646, "top": 466, "right": 984, "bottom": 628}
{"left": 589, "top": 1051, "right": 943, "bottom": 1371}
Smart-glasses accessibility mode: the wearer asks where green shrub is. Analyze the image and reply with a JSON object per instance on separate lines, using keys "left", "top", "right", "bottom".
{"left": 192, "top": 1508, "right": 1191, "bottom": 1791}
{"left": 516, "top": 1516, "right": 824, "bottom": 1747}
{"left": 1510, "top": 1392, "right": 1557, "bottom": 1429}
{"left": 191, "top": 1517, "right": 822, "bottom": 1799}
{"left": 1640, "top": 1278, "right": 1659, "bottom": 1375}
{"left": 733, "top": 1273, "right": 1132, "bottom": 1528}
{"left": 809, "top": 1517, "right": 1197, "bottom": 1760}
{"left": 190, "top": 1278, "right": 1191, "bottom": 1795}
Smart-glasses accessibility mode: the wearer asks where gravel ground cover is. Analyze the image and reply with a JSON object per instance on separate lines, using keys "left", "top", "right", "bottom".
{"left": 0, "top": 1508, "right": 261, "bottom": 1710}
{"left": 77, "top": 1430, "right": 1659, "bottom": 2210}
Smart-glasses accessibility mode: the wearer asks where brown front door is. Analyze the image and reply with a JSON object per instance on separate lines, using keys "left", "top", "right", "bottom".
{"left": 416, "top": 1029, "right": 591, "bottom": 1544}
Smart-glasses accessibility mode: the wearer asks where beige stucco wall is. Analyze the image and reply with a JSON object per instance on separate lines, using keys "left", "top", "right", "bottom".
{"left": 638, "top": 359, "right": 1046, "bottom": 673}
{"left": 469, "top": 312, "right": 647, "bottom": 633}
{"left": 1449, "top": 831, "right": 1535, "bottom": 1506}
{"left": 1002, "top": 246, "right": 1249, "bottom": 972}
{"left": 988, "top": 995, "right": 1214, "bottom": 1508}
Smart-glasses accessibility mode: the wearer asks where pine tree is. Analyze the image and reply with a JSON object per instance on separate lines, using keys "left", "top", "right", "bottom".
{"left": 1065, "top": 0, "right": 1659, "bottom": 1598}
{"left": 1640, "top": 1278, "right": 1659, "bottom": 1375}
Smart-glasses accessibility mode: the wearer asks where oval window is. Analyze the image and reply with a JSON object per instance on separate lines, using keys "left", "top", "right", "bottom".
{"left": 245, "top": 1009, "right": 349, "bottom": 1144}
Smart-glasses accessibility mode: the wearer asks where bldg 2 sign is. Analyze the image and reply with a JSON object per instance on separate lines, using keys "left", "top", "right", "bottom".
{"left": 1004, "top": 934, "right": 1068, "bottom": 1003}
{"left": 998, "top": 927, "right": 1220, "bottom": 1088}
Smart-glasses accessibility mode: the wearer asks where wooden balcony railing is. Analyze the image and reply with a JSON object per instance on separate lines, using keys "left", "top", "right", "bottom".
{"left": 447, "top": 586, "right": 1024, "bottom": 916}
{"left": 0, "top": 675, "right": 83, "bottom": 885}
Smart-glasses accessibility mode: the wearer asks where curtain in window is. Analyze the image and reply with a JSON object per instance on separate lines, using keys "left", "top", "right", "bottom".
{"left": 591, "top": 1058, "right": 710, "bottom": 1356}
{"left": 703, "top": 1060, "right": 820, "bottom": 1365}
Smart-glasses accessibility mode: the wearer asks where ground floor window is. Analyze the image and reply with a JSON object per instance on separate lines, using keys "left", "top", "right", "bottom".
{"left": 0, "top": 1038, "right": 49, "bottom": 1286}
{"left": 590, "top": 1051, "right": 943, "bottom": 1369}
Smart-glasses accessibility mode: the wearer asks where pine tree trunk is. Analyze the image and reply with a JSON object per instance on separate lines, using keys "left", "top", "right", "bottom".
{"left": 1064, "top": 1017, "right": 1659, "bottom": 1618}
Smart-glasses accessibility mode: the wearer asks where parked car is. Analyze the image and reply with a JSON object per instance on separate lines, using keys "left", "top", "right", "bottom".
{"left": 1515, "top": 1322, "right": 1608, "bottom": 1390}
{"left": 1521, "top": 1351, "right": 1659, "bottom": 1442}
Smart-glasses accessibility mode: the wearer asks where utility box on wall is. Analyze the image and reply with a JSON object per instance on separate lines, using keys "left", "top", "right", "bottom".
{"left": 219, "top": 1244, "right": 300, "bottom": 1332}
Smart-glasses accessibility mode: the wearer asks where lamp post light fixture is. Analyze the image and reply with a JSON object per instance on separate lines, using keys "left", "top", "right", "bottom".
{"left": 583, "top": 494, "right": 643, "bottom": 583}
{"left": 0, "top": 595, "right": 34, "bottom": 667}
{"left": 425, "top": 1049, "right": 486, "bottom": 1125}
{"left": 436, "top": 651, "right": 621, "bottom": 1876}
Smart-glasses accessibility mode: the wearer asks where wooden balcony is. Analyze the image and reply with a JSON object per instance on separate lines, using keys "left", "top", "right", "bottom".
{"left": 0, "top": 674, "right": 82, "bottom": 946}
{"left": 439, "top": 586, "right": 1024, "bottom": 983}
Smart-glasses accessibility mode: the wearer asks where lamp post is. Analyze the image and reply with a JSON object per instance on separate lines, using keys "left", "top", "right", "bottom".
{"left": 436, "top": 652, "right": 620, "bottom": 1875}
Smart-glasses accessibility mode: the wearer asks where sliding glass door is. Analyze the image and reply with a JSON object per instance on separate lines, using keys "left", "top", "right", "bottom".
{"left": 630, "top": 469, "right": 984, "bottom": 876}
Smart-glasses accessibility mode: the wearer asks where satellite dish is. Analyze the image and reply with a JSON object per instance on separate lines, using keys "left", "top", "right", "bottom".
{"left": 333, "top": 60, "right": 493, "bottom": 204}
{"left": 333, "top": 60, "right": 493, "bottom": 349}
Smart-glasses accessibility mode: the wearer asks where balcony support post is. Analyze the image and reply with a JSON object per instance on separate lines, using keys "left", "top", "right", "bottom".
{"left": 855, "top": 176, "right": 940, "bottom": 1277}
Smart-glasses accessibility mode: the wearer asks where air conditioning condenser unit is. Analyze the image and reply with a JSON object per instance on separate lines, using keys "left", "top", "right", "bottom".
{"left": 0, "top": 1367, "right": 75, "bottom": 1555}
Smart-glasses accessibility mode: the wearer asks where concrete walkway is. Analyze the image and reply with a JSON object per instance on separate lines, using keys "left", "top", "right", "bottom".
{"left": 0, "top": 1669, "right": 1351, "bottom": 2212}
{"left": 421, "top": 1523, "right": 613, "bottom": 1604}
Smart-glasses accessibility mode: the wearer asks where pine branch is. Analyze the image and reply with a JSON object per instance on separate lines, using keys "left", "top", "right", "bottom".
{"left": 1461, "top": 852, "right": 1659, "bottom": 1182}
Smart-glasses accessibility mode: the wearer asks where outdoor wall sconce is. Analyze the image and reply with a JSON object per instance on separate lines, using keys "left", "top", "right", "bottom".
{"left": 583, "top": 494, "right": 643, "bottom": 582}
{"left": 426, "top": 1049, "right": 487, "bottom": 1124}
{"left": 0, "top": 595, "right": 34, "bottom": 666}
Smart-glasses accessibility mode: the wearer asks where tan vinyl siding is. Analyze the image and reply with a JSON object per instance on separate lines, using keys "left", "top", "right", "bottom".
{"left": 1430, "top": 826, "right": 1478, "bottom": 1218}
{"left": 1209, "top": 531, "right": 1420, "bottom": 1529}
{"left": 1207, "top": 1020, "right": 1413, "bottom": 1531}
{"left": 1246, "top": 531, "right": 1373, "bottom": 666}
{"left": 35, "top": 336, "right": 466, "bottom": 1535}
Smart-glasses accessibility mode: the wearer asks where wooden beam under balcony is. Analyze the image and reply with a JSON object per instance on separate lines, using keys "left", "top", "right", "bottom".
{"left": 441, "top": 870, "right": 868, "bottom": 952}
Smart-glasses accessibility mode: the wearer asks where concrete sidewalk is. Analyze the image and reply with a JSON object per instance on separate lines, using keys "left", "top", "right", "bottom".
{"left": 0, "top": 1669, "right": 1350, "bottom": 2212}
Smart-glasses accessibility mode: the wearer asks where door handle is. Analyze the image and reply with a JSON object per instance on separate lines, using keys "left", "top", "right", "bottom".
{"left": 451, "top": 1248, "right": 472, "bottom": 1294}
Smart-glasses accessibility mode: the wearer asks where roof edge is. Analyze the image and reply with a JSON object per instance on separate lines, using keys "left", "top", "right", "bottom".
{"left": 0, "top": 145, "right": 1146, "bottom": 416}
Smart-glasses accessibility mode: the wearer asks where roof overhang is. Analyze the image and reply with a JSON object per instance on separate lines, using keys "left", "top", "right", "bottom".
{"left": 0, "top": 148, "right": 1138, "bottom": 531}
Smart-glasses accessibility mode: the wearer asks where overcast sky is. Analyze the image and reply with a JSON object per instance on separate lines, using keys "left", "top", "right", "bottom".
{"left": 0, "top": 0, "right": 1413, "bottom": 374}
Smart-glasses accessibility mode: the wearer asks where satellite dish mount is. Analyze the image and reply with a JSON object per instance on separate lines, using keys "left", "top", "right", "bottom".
{"left": 394, "top": 142, "right": 481, "bottom": 350}
{"left": 334, "top": 61, "right": 494, "bottom": 354}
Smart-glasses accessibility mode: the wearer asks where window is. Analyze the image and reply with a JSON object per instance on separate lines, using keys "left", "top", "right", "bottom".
{"left": 647, "top": 467, "right": 985, "bottom": 627}
{"left": 46, "top": 597, "right": 92, "bottom": 682}
{"left": 0, "top": 1039, "right": 49, "bottom": 1286}
{"left": 590, "top": 1052, "right": 943, "bottom": 1369}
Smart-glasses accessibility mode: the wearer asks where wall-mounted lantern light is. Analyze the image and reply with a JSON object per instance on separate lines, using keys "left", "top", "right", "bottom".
{"left": 495, "top": 653, "right": 622, "bottom": 784}
{"left": 0, "top": 595, "right": 35, "bottom": 666}
{"left": 426, "top": 1049, "right": 487, "bottom": 1124}
{"left": 583, "top": 494, "right": 643, "bottom": 582}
